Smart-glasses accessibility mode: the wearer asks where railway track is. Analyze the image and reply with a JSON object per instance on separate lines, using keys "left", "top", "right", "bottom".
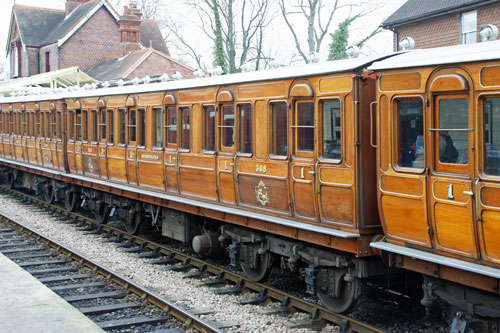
{"left": 0, "top": 186, "right": 385, "bottom": 333}
{"left": 0, "top": 208, "right": 222, "bottom": 332}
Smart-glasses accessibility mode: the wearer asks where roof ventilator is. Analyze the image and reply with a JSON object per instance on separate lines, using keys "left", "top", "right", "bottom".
{"left": 346, "top": 45, "right": 360, "bottom": 58}
{"left": 399, "top": 36, "right": 415, "bottom": 51}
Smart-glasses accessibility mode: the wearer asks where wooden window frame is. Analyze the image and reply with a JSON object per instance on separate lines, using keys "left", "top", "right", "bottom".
{"left": 202, "top": 104, "right": 216, "bottom": 154}
{"left": 127, "top": 108, "right": 137, "bottom": 146}
{"left": 118, "top": 108, "right": 126, "bottom": 146}
{"left": 91, "top": 109, "right": 98, "bottom": 143}
{"left": 179, "top": 106, "right": 190, "bottom": 152}
{"left": 75, "top": 110, "right": 82, "bottom": 142}
{"left": 480, "top": 95, "right": 500, "bottom": 179}
{"left": 107, "top": 109, "right": 114, "bottom": 145}
{"left": 81, "top": 110, "right": 88, "bottom": 142}
{"left": 269, "top": 100, "right": 289, "bottom": 160}
{"left": 99, "top": 109, "right": 107, "bottom": 143}
{"left": 293, "top": 100, "right": 315, "bottom": 158}
{"left": 219, "top": 104, "right": 235, "bottom": 153}
{"left": 237, "top": 103, "right": 253, "bottom": 156}
{"left": 68, "top": 111, "right": 74, "bottom": 141}
{"left": 137, "top": 108, "right": 146, "bottom": 147}
{"left": 165, "top": 106, "right": 177, "bottom": 148}
{"left": 319, "top": 98, "right": 342, "bottom": 163}
{"left": 392, "top": 95, "right": 425, "bottom": 173}
{"left": 152, "top": 107, "right": 164, "bottom": 149}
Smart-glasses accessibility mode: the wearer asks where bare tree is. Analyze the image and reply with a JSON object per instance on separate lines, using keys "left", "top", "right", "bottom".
{"left": 181, "top": 0, "right": 275, "bottom": 73}
{"left": 277, "top": 0, "right": 377, "bottom": 63}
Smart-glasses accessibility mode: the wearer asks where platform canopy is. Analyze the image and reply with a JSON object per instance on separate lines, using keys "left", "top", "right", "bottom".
{"left": 0, "top": 67, "right": 97, "bottom": 97}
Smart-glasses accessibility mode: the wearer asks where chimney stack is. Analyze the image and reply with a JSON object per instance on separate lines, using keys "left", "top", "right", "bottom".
{"left": 118, "top": 2, "right": 143, "bottom": 56}
{"left": 65, "top": 0, "right": 92, "bottom": 16}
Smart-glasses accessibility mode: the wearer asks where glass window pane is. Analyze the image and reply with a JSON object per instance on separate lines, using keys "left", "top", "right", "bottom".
{"left": 100, "top": 110, "right": 106, "bottom": 141}
{"left": 397, "top": 99, "right": 424, "bottom": 168}
{"left": 238, "top": 104, "right": 252, "bottom": 154}
{"left": 68, "top": 112, "right": 74, "bottom": 140}
{"left": 154, "top": 108, "right": 163, "bottom": 147}
{"left": 129, "top": 109, "right": 136, "bottom": 143}
{"left": 108, "top": 110, "right": 114, "bottom": 144}
{"left": 92, "top": 110, "right": 97, "bottom": 141}
{"left": 484, "top": 98, "right": 500, "bottom": 176}
{"left": 296, "top": 102, "right": 314, "bottom": 152}
{"left": 167, "top": 107, "right": 177, "bottom": 144}
{"left": 322, "top": 100, "right": 341, "bottom": 159}
{"left": 222, "top": 105, "right": 234, "bottom": 148}
{"left": 271, "top": 102, "right": 287, "bottom": 156}
{"left": 138, "top": 109, "right": 145, "bottom": 146}
{"left": 76, "top": 113, "right": 81, "bottom": 141}
{"left": 52, "top": 112, "right": 57, "bottom": 137}
{"left": 119, "top": 109, "right": 125, "bottom": 144}
{"left": 57, "top": 112, "right": 62, "bottom": 139}
{"left": 180, "top": 107, "right": 190, "bottom": 150}
{"left": 82, "top": 110, "right": 87, "bottom": 141}
{"left": 439, "top": 99, "right": 468, "bottom": 164}
{"left": 203, "top": 105, "right": 215, "bottom": 151}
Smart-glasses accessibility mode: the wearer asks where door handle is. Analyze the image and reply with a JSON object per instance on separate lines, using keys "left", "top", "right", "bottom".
{"left": 463, "top": 190, "right": 473, "bottom": 196}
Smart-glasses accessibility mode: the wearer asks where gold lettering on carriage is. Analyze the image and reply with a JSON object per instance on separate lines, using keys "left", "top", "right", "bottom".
{"left": 141, "top": 154, "right": 159, "bottom": 160}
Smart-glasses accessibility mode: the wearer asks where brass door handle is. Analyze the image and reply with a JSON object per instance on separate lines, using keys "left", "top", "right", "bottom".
{"left": 463, "top": 190, "right": 473, "bottom": 196}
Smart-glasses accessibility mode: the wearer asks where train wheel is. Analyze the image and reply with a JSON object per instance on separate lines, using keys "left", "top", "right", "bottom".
{"left": 64, "top": 191, "right": 78, "bottom": 212}
{"left": 317, "top": 273, "right": 362, "bottom": 314}
{"left": 44, "top": 184, "right": 54, "bottom": 204}
{"left": 94, "top": 201, "right": 109, "bottom": 225}
{"left": 125, "top": 210, "right": 142, "bottom": 235}
{"left": 241, "top": 249, "right": 273, "bottom": 282}
{"left": 5, "top": 172, "right": 14, "bottom": 189}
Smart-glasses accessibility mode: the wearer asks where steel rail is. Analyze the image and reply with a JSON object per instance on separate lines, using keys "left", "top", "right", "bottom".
{"left": 0, "top": 208, "right": 222, "bottom": 333}
{"left": 0, "top": 186, "right": 385, "bottom": 333}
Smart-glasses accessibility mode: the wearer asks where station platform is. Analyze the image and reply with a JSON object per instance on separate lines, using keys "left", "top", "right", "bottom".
{"left": 0, "top": 252, "right": 103, "bottom": 333}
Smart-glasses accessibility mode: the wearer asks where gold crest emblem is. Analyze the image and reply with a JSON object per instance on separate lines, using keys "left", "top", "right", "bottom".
{"left": 256, "top": 181, "right": 270, "bottom": 206}
{"left": 88, "top": 159, "right": 95, "bottom": 173}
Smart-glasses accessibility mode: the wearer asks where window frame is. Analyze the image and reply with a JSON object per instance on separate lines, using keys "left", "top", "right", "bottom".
{"left": 319, "top": 97, "right": 343, "bottom": 163}
{"left": 91, "top": 109, "right": 98, "bottom": 143}
{"left": 293, "top": 100, "right": 315, "bottom": 158}
{"left": 269, "top": 100, "right": 289, "bottom": 160}
{"left": 202, "top": 104, "right": 216, "bottom": 154}
{"left": 480, "top": 94, "right": 500, "bottom": 179}
{"left": 460, "top": 10, "right": 477, "bottom": 44}
{"left": 107, "top": 109, "right": 114, "bottom": 145}
{"left": 127, "top": 108, "right": 137, "bottom": 146}
{"left": 392, "top": 95, "right": 426, "bottom": 173}
{"left": 165, "top": 106, "right": 178, "bottom": 148}
{"left": 118, "top": 108, "right": 126, "bottom": 146}
{"left": 219, "top": 104, "right": 235, "bottom": 153}
{"left": 81, "top": 109, "right": 88, "bottom": 142}
{"left": 237, "top": 103, "right": 253, "bottom": 156}
{"left": 179, "top": 106, "right": 191, "bottom": 152}
{"left": 152, "top": 107, "right": 164, "bottom": 149}
{"left": 99, "top": 109, "right": 107, "bottom": 143}
{"left": 137, "top": 108, "right": 146, "bottom": 148}
{"left": 68, "top": 110, "right": 75, "bottom": 141}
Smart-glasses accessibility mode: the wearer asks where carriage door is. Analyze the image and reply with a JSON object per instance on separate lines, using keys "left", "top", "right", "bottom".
{"left": 126, "top": 105, "right": 139, "bottom": 185}
{"left": 164, "top": 103, "right": 180, "bottom": 194}
{"left": 291, "top": 99, "right": 318, "bottom": 220}
{"left": 477, "top": 97, "right": 500, "bottom": 265}
{"left": 218, "top": 103, "right": 237, "bottom": 204}
{"left": 429, "top": 78, "right": 477, "bottom": 258}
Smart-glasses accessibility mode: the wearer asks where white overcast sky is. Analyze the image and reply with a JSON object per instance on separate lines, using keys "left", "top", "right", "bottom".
{"left": 0, "top": 0, "right": 406, "bottom": 71}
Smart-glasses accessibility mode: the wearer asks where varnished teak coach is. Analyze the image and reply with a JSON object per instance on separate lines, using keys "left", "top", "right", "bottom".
{"left": 1, "top": 39, "right": 500, "bottom": 329}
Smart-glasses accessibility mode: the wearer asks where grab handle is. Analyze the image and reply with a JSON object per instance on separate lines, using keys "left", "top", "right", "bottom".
{"left": 370, "top": 101, "right": 378, "bottom": 148}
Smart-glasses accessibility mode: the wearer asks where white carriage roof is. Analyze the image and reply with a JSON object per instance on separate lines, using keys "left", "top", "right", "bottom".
{"left": 369, "top": 39, "right": 500, "bottom": 71}
{"left": 0, "top": 54, "right": 393, "bottom": 104}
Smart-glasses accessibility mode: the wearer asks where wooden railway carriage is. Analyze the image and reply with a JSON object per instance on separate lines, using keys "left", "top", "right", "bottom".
{"left": 0, "top": 55, "right": 389, "bottom": 314}
{"left": 370, "top": 40, "right": 500, "bottom": 326}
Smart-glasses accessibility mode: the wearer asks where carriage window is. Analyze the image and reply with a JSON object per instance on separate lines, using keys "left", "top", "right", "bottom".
{"left": 203, "top": 105, "right": 215, "bottom": 151}
{"left": 51, "top": 111, "right": 57, "bottom": 138}
{"left": 153, "top": 107, "right": 163, "bottom": 148}
{"left": 295, "top": 102, "right": 314, "bottom": 152}
{"left": 99, "top": 110, "right": 106, "bottom": 142}
{"left": 484, "top": 98, "right": 500, "bottom": 176}
{"left": 22, "top": 112, "right": 27, "bottom": 135}
{"left": 322, "top": 100, "right": 341, "bottom": 160}
{"left": 10, "top": 113, "right": 14, "bottom": 134}
{"left": 180, "top": 107, "right": 190, "bottom": 150}
{"left": 221, "top": 105, "right": 234, "bottom": 148}
{"left": 138, "top": 108, "right": 145, "bottom": 146}
{"left": 238, "top": 104, "right": 252, "bottom": 154}
{"left": 128, "top": 109, "right": 136, "bottom": 144}
{"left": 271, "top": 102, "right": 288, "bottom": 157}
{"left": 0, "top": 113, "right": 3, "bottom": 134}
{"left": 82, "top": 110, "right": 88, "bottom": 141}
{"left": 166, "top": 107, "right": 177, "bottom": 145}
{"left": 108, "top": 109, "right": 114, "bottom": 144}
{"left": 397, "top": 99, "right": 424, "bottom": 168}
{"left": 75, "top": 111, "right": 82, "bottom": 141}
{"left": 57, "top": 112, "right": 62, "bottom": 139}
{"left": 118, "top": 109, "right": 126, "bottom": 144}
{"left": 91, "top": 110, "right": 98, "bottom": 142}
{"left": 438, "top": 98, "right": 468, "bottom": 165}
{"left": 68, "top": 112, "right": 74, "bottom": 140}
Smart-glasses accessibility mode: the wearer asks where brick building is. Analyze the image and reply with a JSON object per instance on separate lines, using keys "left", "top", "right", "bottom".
{"left": 6, "top": 0, "right": 194, "bottom": 81}
{"left": 382, "top": 0, "right": 500, "bottom": 51}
